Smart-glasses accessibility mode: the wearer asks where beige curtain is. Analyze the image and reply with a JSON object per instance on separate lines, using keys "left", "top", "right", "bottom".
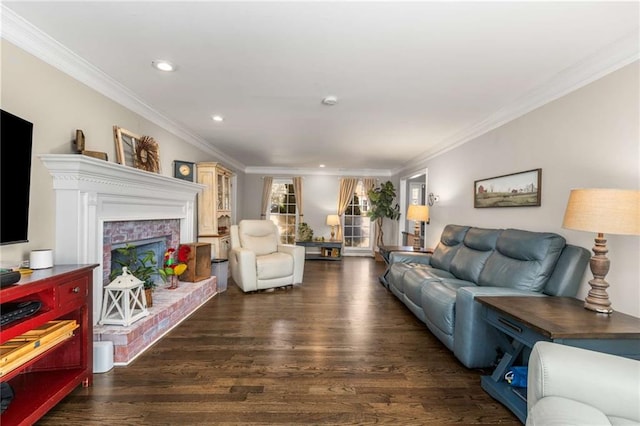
{"left": 336, "top": 178, "right": 358, "bottom": 240}
{"left": 260, "top": 176, "right": 273, "bottom": 218}
{"left": 362, "top": 178, "right": 377, "bottom": 251}
{"left": 292, "top": 176, "right": 303, "bottom": 222}
{"left": 362, "top": 178, "right": 376, "bottom": 196}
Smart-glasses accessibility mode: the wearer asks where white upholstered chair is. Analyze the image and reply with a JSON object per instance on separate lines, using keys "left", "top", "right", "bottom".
{"left": 229, "top": 220, "right": 305, "bottom": 292}
{"left": 527, "top": 341, "right": 640, "bottom": 425}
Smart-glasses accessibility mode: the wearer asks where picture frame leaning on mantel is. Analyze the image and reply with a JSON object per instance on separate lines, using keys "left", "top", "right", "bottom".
{"left": 113, "top": 126, "right": 140, "bottom": 168}
{"left": 113, "top": 126, "right": 160, "bottom": 173}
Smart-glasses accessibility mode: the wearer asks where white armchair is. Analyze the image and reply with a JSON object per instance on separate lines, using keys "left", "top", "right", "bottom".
{"left": 229, "top": 220, "right": 305, "bottom": 292}
{"left": 527, "top": 341, "right": 640, "bottom": 426}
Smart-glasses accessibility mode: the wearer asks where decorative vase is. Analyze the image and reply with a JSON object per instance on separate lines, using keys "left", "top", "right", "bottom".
{"left": 168, "top": 275, "right": 179, "bottom": 290}
{"left": 144, "top": 288, "right": 153, "bottom": 307}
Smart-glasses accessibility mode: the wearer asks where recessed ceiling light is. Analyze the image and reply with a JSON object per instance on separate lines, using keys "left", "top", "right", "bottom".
{"left": 319, "top": 164, "right": 326, "bottom": 168}
{"left": 152, "top": 60, "right": 176, "bottom": 72}
{"left": 322, "top": 96, "right": 338, "bottom": 106}
{"left": 212, "top": 115, "right": 224, "bottom": 122}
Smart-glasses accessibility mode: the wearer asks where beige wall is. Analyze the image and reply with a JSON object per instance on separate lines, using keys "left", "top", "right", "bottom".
{"left": 0, "top": 40, "right": 228, "bottom": 265}
{"left": 241, "top": 173, "right": 398, "bottom": 249}
{"left": 2, "top": 38, "right": 638, "bottom": 316}
{"left": 400, "top": 62, "right": 639, "bottom": 316}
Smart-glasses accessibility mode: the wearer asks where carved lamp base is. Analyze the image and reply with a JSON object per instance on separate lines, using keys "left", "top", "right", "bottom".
{"left": 584, "top": 233, "right": 614, "bottom": 314}
{"left": 412, "top": 223, "right": 421, "bottom": 250}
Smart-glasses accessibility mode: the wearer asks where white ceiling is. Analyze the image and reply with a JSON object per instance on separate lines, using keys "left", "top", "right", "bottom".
{"left": 3, "top": 1, "right": 639, "bottom": 175}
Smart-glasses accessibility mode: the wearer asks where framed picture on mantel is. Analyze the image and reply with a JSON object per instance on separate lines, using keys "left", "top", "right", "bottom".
{"left": 474, "top": 168, "right": 542, "bottom": 208}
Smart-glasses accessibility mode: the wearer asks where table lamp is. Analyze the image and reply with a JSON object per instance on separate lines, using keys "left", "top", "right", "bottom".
{"left": 407, "top": 205, "right": 429, "bottom": 250}
{"left": 326, "top": 214, "right": 340, "bottom": 241}
{"left": 562, "top": 188, "right": 640, "bottom": 314}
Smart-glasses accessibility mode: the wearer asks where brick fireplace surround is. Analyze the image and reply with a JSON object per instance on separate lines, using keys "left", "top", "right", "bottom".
{"left": 40, "top": 154, "right": 217, "bottom": 364}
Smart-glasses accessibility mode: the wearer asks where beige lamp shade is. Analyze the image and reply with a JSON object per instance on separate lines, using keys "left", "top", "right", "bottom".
{"left": 562, "top": 189, "right": 640, "bottom": 235}
{"left": 407, "top": 205, "right": 429, "bottom": 222}
{"left": 326, "top": 214, "right": 340, "bottom": 226}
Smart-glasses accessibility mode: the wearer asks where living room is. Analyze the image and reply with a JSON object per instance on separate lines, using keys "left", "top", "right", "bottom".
{"left": 0, "top": 2, "right": 638, "bottom": 425}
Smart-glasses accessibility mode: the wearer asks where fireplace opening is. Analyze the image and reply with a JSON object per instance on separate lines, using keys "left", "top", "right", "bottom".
{"left": 110, "top": 237, "right": 167, "bottom": 285}
{"left": 103, "top": 219, "right": 181, "bottom": 287}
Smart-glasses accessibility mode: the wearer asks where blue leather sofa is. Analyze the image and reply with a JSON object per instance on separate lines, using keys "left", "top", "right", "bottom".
{"left": 387, "top": 224, "right": 590, "bottom": 369}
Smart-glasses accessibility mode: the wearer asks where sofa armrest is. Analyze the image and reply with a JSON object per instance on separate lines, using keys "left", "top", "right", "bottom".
{"left": 278, "top": 244, "right": 305, "bottom": 284}
{"left": 389, "top": 251, "right": 432, "bottom": 265}
{"left": 453, "top": 286, "right": 546, "bottom": 368}
{"left": 528, "top": 341, "right": 640, "bottom": 423}
{"left": 229, "top": 248, "right": 257, "bottom": 291}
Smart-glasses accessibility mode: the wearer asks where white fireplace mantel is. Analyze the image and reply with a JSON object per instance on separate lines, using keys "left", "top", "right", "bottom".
{"left": 40, "top": 154, "right": 206, "bottom": 323}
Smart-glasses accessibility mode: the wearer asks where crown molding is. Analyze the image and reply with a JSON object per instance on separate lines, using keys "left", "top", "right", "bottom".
{"left": 395, "top": 31, "right": 640, "bottom": 176}
{"left": 244, "top": 166, "right": 393, "bottom": 177}
{"left": 1, "top": 5, "right": 245, "bottom": 172}
{"left": 3, "top": 5, "right": 637, "bottom": 178}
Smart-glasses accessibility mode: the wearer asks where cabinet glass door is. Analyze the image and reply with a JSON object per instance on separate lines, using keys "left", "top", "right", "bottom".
{"left": 222, "top": 174, "right": 230, "bottom": 210}
{"left": 217, "top": 172, "right": 224, "bottom": 210}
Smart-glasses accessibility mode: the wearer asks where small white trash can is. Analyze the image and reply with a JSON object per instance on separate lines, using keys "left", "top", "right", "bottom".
{"left": 211, "top": 259, "right": 228, "bottom": 292}
{"left": 93, "top": 341, "right": 114, "bottom": 373}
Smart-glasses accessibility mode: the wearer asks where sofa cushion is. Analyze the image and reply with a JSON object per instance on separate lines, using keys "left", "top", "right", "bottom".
{"left": 388, "top": 263, "right": 416, "bottom": 294}
{"left": 449, "top": 228, "right": 500, "bottom": 283}
{"left": 526, "top": 396, "right": 613, "bottom": 426}
{"left": 256, "top": 252, "right": 293, "bottom": 280}
{"left": 422, "top": 279, "right": 475, "bottom": 338}
{"left": 403, "top": 268, "right": 442, "bottom": 308}
{"left": 430, "top": 225, "right": 470, "bottom": 271}
{"left": 239, "top": 221, "right": 279, "bottom": 256}
{"left": 478, "top": 229, "right": 566, "bottom": 291}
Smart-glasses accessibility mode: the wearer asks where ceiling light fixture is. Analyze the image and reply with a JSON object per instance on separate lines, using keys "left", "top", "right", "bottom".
{"left": 152, "top": 60, "right": 176, "bottom": 72}
{"left": 322, "top": 95, "right": 338, "bottom": 106}
{"left": 212, "top": 115, "right": 224, "bottom": 122}
{"left": 319, "top": 164, "right": 326, "bottom": 168}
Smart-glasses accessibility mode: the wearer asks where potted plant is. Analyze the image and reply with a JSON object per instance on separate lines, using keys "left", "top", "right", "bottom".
{"left": 110, "top": 244, "right": 158, "bottom": 307}
{"left": 297, "top": 222, "right": 314, "bottom": 242}
{"left": 367, "top": 180, "right": 401, "bottom": 250}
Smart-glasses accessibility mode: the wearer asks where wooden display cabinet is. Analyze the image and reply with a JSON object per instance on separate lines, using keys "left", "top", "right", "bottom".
{"left": 197, "top": 162, "right": 233, "bottom": 259}
{"left": 0, "top": 264, "right": 97, "bottom": 426}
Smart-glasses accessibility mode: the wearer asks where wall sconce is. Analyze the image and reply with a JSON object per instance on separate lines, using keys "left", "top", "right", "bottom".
{"left": 326, "top": 214, "right": 340, "bottom": 241}
{"left": 428, "top": 193, "right": 440, "bottom": 206}
{"left": 406, "top": 205, "right": 429, "bottom": 250}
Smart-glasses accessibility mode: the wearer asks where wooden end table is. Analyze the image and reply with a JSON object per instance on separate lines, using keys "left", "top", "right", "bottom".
{"left": 476, "top": 295, "right": 640, "bottom": 424}
{"left": 295, "top": 240, "right": 343, "bottom": 261}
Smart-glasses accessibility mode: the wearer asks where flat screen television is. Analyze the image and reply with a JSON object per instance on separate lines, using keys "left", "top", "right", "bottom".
{"left": 1, "top": 109, "right": 33, "bottom": 245}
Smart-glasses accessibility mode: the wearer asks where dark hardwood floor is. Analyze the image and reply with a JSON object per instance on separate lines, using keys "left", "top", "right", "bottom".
{"left": 39, "top": 257, "right": 519, "bottom": 425}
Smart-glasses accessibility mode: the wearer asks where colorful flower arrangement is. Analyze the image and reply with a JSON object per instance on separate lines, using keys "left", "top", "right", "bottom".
{"left": 159, "top": 245, "right": 190, "bottom": 288}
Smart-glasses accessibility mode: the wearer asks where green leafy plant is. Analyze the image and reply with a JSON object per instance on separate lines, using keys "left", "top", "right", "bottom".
{"left": 297, "top": 222, "right": 314, "bottom": 242}
{"left": 110, "top": 244, "right": 158, "bottom": 290}
{"left": 367, "top": 180, "right": 401, "bottom": 248}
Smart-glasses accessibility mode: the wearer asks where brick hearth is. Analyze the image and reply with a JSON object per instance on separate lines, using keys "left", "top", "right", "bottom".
{"left": 94, "top": 277, "right": 217, "bottom": 365}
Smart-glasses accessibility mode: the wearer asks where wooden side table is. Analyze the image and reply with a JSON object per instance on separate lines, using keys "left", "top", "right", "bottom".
{"left": 295, "top": 240, "right": 343, "bottom": 261}
{"left": 377, "top": 245, "right": 433, "bottom": 287}
{"left": 476, "top": 296, "right": 640, "bottom": 423}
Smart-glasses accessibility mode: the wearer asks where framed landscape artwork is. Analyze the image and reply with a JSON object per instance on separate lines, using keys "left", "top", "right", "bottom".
{"left": 474, "top": 168, "right": 542, "bottom": 208}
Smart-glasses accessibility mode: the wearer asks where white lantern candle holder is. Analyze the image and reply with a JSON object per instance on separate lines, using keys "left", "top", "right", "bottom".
{"left": 99, "top": 267, "right": 149, "bottom": 326}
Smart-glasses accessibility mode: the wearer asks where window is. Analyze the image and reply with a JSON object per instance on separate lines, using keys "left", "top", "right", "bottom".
{"left": 344, "top": 181, "right": 371, "bottom": 249}
{"left": 269, "top": 182, "right": 297, "bottom": 244}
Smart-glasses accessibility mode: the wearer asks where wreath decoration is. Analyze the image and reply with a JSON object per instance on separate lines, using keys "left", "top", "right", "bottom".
{"left": 135, "top": 135, "right": 160, "bottom": 173}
